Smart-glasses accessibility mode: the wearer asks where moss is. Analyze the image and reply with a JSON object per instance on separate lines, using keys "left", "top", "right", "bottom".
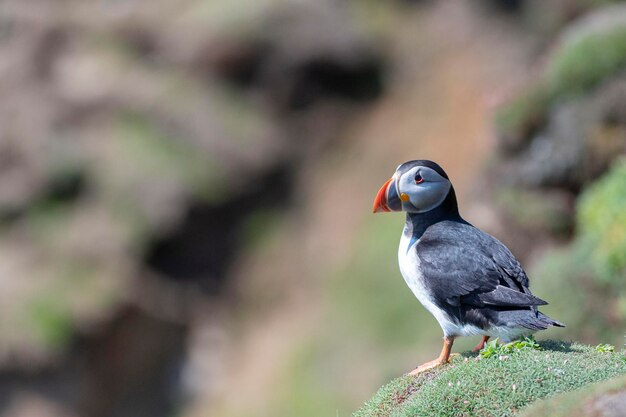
{"left": 355, "top": 341, "right": 626, "bottom": 417}
{"left": 520, "top": 373, "right": 626, "bottom": 417}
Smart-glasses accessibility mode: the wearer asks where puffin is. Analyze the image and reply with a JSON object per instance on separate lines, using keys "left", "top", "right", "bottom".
{"left": 372, "top": 160, "right": 564, "bottom": 375}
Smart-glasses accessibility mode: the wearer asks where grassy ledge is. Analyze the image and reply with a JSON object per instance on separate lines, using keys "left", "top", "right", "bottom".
{"left": 353, "top": 341, "right": 626, "bottom": 417}
{"left": 519, "top": 373, "right": 626, "bottom": 417}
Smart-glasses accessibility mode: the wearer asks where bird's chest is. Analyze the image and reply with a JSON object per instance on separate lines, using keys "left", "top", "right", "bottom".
{"left": 398, "top": 232, "right": 463, "bottom": 335}
{"left": 398, "top": 233, "right": 432, "bottom": 309}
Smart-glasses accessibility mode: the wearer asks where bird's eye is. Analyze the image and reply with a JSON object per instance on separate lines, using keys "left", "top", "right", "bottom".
{"left": 415, "top": 173, "right": 424, "bottom": 184}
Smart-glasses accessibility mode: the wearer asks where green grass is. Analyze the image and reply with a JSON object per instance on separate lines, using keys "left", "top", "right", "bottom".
{"left": 354, "top": 341, "right": 626, "bottom": 417}
{"left": 520, "top": 373, "right": 626, "bottom": 417}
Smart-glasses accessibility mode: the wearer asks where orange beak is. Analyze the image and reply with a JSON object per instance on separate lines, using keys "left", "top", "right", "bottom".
{"left": 373, "top": 177, "right": 393, "bottom": 213}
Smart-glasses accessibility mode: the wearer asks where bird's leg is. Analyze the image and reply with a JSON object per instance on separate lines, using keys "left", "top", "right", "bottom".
{"left": 472, "top": 336, "right": 490, "bottom": 353}
{"left": 408, "top": 336, "right": 455, "bottom": 375}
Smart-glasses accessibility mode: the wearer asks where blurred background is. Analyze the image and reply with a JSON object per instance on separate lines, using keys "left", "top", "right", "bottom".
{"left": 0, "top": 0, "right": 625, "bottom": 416}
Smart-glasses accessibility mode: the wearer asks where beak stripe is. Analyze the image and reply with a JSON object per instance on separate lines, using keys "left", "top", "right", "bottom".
{"left": 373, "top": 178, "right": 393, "bottom": 213}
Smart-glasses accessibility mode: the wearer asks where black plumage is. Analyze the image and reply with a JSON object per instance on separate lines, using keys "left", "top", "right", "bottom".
{"left": 415, "top": 220, "right": 564, "bottom": 333}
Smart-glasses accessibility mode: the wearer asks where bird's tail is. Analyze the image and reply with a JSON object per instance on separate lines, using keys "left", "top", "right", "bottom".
{"left": 537, "top": 311, "right": 565, "bottom": 328}
{"left": 499, "top": 310, "right": 565, "bottom": 330}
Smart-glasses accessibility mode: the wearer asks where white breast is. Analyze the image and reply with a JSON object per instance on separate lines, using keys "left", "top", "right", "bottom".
{"left": 398, "top": 226, "right": 482, "bottom": 338}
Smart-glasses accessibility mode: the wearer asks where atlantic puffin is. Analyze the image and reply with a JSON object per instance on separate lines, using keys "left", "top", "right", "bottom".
{"left": 372, "top": 160, "right": 564, "bottom": 375}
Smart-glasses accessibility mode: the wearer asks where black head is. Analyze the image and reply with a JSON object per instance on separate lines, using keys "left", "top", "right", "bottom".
{"left": 373, "top": 160, "right": 458, "bottom": 215}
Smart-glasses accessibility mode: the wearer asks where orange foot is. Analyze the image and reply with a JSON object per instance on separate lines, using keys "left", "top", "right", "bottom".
{"left": 408, "top": 354, "right": 457, "bottom": 375}
{"left": 472, "top": 336, "right": 490, "bottom": 353}
{"left": 408, "top": 337, "right": 456, "bottom": 375}
{"left": 408, "top": 358, "right": 446, "bottom": 375}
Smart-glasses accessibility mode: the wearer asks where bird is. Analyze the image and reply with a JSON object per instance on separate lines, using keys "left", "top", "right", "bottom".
{"left": 372, "top": 160, "right": 564, "bottom": 375}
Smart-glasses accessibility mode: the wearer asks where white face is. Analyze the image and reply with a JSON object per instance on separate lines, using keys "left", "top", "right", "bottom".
{"left": 395, "top": 166, "right": 451, "bottom": 213}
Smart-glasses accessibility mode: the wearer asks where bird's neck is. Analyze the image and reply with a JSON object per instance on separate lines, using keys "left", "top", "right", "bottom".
{"left": 404, "top": 187, "right": 464, "bottom": 241}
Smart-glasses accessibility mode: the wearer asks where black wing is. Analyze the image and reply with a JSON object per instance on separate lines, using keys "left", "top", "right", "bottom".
{"left": 415, "top": 221, "right": 547, "bottom": 309}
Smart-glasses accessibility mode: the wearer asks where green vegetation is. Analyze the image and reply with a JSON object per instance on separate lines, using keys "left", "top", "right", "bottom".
{"left": 479, "top": 336, "right": 541, "bottom": 359}
{"left": 354, "top": 341, "right": 626, "bottom": 417}
{"left": 595, "top": 343, "right": 616, "bottom": 353}
{"left": 520, "top": 373, "right": 626, "bottom": 417}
